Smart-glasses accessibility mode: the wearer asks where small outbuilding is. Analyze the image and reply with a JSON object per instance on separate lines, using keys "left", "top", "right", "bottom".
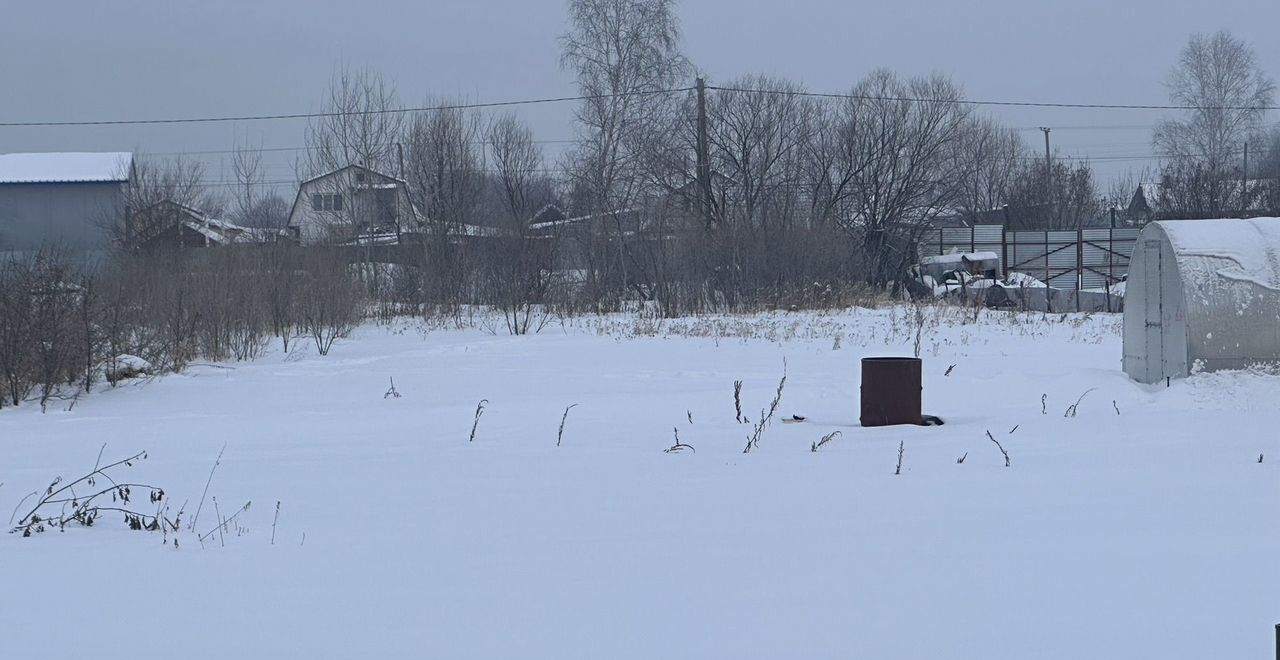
{"left": 1123, "top": 218, "right": 1280, "bottom": 383}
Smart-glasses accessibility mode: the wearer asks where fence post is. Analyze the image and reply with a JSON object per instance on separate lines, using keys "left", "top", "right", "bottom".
{"left": 1001, "top": 206, "right": 1011, "bottom": 280}
{"left": 1001, "top": 227, "right": 1009, "bottom": 280}
{"left": 1076, "top": 229, "right": 1083, "bottom": 313}
{"left": 1108, "top": 227, "right": 1116, "bottom": 312}
{"left": 1044, "top": 230, "right": 1051, "bottom": 314}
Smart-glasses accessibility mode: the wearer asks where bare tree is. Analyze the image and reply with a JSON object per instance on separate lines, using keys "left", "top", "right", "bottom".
{"left": 700, "top": 76, "right": 821, "bottom": 307}
{"left": 836, "top": 70, "right": 971, "bottom": 289}
{"left": 1153, "top": 31, "right": 1275, "bottom": 217}
{"left": 707, "top": 76, "right": 817, "bottom": 230}
{"left": 484, "top": 114, "right": 557, "bottom": 333}
{"left": 237, "top": 194, "right": 290, "bottom": 229}
{"left": 560, "top": 0, "right": 692, "bottom": 214}
{"left": 1005, "top": 160, "right": 1104, "bottom": 229}
{"left": 560, "top": 0, "right": 692, "bottom": 310}
{"left": 1251, "top": 126, "right": 1280, "bottom": 215}
{"left": 950, "top": 116, "right": 1025, "bottom": 222}
{"left": 488, "top": 114, "right": 546, "bottom": 226}
{"left": 231, "top": 135, "right": 266, "bottom": 224}
{"left": 111, "top": 156, "right": 212, "bottom": 247}
{"left": 0, "top": 257, "right": 35, "bottom": 407}
{"left": 304, "top": 65, "right": 404, "bottom": 178}
{"left": 405, "top": 103, "right": 486, "bottom": 232}
{"left": 402, "top": 102, "right": 487, "bottom": 308}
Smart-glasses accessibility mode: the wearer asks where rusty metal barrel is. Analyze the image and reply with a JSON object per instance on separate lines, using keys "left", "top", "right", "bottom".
{"left": 860, "top": 357, "right": 923, "bottom": 427}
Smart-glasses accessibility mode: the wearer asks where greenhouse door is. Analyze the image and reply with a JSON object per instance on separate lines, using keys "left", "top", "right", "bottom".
{"left": 1142, "top": 240, "right": 1164, "bottom": 381}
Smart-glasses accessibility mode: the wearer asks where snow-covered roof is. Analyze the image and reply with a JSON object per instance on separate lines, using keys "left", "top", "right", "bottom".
{"left": 528, "top": 207, "right": 640, "bottom": 231}
{"left": 920, "top": 251, "right": 999, "bottom": 266}
{"left": 1158, "top": 218, "right": 1280, "bottom": 292}
{"left": 182, "top": 217, "right": 280, "bottom": 244}
{"left": 0, "top": 152, "right": 133, "bottom": 184}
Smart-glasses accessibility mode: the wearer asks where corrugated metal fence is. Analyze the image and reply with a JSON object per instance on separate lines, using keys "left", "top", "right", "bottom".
{"left": 919, "top": 224, "right": 1139, "bottom": 306}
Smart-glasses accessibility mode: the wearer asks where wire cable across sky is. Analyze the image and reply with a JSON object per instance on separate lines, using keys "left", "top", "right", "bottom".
{"left": 3, "top": 84, "right": 1277, "bottom": 129}
{"left": 0, "top": 88, "right": 694, "bottom": 128}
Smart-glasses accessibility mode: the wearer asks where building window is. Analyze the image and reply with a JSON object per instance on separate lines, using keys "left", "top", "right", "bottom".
{"left": 312, "top": 193, "right": 344, "bottom": 212}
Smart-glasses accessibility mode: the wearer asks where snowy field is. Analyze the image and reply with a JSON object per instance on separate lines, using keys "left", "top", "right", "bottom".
{"left": 1, "top": 306, "right": 1277, "bottom": 659}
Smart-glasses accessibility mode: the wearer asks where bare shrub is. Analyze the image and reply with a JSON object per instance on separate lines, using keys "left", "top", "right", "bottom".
{"left": 11, "top": 449, "right": 175, "bottom": 538}
{"left": 298, "top": 249, "right": 362, "bottom": 356}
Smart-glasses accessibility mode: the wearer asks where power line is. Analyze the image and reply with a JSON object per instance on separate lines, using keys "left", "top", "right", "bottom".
{"left": 146, "top": 138, "right": 579, "bottom": 157}
{"left": 9, "top": 83, "right": 1280, "bottom": 130}
{"left": 705, "top": 85, "right": 1280, "bottom": 111}
{"left": 0, "top": 88, "right": 694, "bottom": 128}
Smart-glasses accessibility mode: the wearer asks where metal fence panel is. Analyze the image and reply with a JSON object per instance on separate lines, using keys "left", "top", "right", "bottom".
{"left": 918, "top": 224, "right": 1137, "bottom": 308}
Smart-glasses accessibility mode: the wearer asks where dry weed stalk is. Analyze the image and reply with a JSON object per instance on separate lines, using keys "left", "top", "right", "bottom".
{"left": 733, "top": 380, "right": 745, "bottom": 424}
{"left": 1064, "top": 388, "right": 1097, "bottom": 417}
{"left": 664, "top": 427, "right": 695, "bottom": 453}
{"left": 190, "top": 441, "right": 226, "bottom": 532}
{"left": 811, "top": 431, "right": 842, "bottom": 452}
{"left": 271, "top": 501, "right": 281, "bottom": 545}
{"left": 199, "top": 499, "right": 251, "bottom": 545}
{"left": 557, "top": 404, "right": 579, "bottom": 447}
{"left": 469, "top": 399, "right": 488, "bottom": 442}
{"left": 746, "top": 361, "right": 788, "bottom": 452}
{"left": 986, "top": 430, "right": 1011, "bottom": 467}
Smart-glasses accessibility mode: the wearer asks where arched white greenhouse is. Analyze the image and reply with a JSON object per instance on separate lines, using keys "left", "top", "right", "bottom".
{"left": 1123, "top": 218, "right": 1280, "bottom": 384}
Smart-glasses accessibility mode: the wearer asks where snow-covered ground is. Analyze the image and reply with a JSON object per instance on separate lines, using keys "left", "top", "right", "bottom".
{"left": 1, "top": 306, "right": 1277, "bottom": 659}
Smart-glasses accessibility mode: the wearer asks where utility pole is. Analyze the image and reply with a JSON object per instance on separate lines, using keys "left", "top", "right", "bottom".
{"left": 695, "top": 77, "right": 713, "bottom": 229}
{"left": 1039, "top": 127, "right": 1052, "bottom": 224}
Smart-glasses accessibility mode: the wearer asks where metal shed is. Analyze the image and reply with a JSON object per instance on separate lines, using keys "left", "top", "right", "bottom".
{"left": 1123, "top": 218, "right": 1280, "bottom": 383}
{"left": 0, "top": 152, "right": 133, "bottom": 250}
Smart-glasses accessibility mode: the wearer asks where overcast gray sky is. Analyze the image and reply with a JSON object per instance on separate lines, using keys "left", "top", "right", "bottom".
{"left": 2, "top": 0, "right": 1277, "bottom": 195}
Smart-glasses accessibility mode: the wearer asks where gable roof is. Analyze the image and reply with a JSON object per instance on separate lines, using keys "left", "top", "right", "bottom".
{"left": 297, "top": 163, "right": 407, "bottom": 189}
{"left": 0, "top": 152, "right": 133, "bottom": 184}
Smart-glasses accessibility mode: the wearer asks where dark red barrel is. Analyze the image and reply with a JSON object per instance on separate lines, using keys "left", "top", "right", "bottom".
{"left": 860, "top": 357, "right": 922, "bottom": 427}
